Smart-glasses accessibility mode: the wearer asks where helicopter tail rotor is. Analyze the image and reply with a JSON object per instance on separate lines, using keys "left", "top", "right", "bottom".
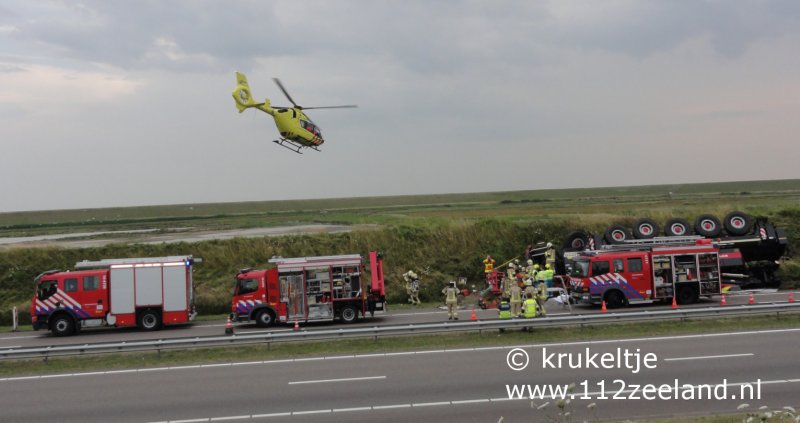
{"left": 233, "top": 71, "right": 261, "bottom": 113}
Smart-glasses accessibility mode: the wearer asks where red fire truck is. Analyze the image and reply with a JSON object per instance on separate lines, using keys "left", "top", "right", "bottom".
{"left": 32, "top": 256, "right": 200, "bottom": 336}
{"left": 568, "top": 238, "right": 722, "bottom": 308}
{"left": 231, "top": 252, "right": 386, "bottom": 326}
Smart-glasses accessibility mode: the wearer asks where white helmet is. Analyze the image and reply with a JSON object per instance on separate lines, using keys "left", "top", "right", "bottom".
{"left": 547, "top": 242, "right": 552, "bottom": 248}
{"left": 527, "top": 259, "right": 533, "bottom": 265}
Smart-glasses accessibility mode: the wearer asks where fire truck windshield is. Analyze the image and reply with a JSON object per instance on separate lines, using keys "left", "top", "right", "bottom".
{"left": 37, "top": 280, "right": 57, "bottom": 301}
{"left": 570, "top": 259, "right": 590, "bottom": 278}
{"left": 235, "top": 278, "right": 258, "bottom": 296}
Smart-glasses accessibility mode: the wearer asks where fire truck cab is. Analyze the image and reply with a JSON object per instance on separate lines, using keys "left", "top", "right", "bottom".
{"left": 569, "top": 238, "right": 722, "bottom": 308}
{"left": 231, "top": 252, "right": 386, "bottom": 327}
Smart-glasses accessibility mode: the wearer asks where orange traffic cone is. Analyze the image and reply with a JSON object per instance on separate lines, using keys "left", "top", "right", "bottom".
{"left": 748, "top": 292, "right": 755, "bottom": 305}
{"left": 601, "top": 300, "right": 608, "bottom": 313}
{"left": 293, "top": 320, "right": 300, "bottom": 331}
{"left": 225, "top": 316, "right": 234, "bottom": 335}
{"left": 720, "top": 293, "right": 727, "bottom": 306}
{"left": 470, "top": 307, "right": 478, "bottom": 321}
{"left": 671, "top": 295, "right": 678, "bottom": 309}
{"left": 789, "top": 291, "right": 795, "bottom": 303}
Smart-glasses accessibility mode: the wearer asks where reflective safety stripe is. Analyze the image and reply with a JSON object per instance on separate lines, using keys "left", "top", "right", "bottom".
{"left": 446, "top": 288, "right": 457, "bottom": 302}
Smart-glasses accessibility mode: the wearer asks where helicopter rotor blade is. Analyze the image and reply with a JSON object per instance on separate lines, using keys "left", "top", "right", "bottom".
{"left": 272, "top": 78, "right": 299, "bottom": 108}
{"left": 300, "top": 105, "right": 358, "bottom": 110}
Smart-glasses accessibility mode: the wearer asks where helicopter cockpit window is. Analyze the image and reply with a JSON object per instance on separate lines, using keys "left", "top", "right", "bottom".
{"left": 300, "top": 120, "right": 321, "bottom": 137}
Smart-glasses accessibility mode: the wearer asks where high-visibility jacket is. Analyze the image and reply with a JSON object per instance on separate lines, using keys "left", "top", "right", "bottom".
{"left": 443, "top": 287, "right": 458, "bottom": 304}
{"left": 542, "top": 269, "right": 555, "bottom": 281}
{"left": 523, "top": 298, "right": 537, "bottom": 318}
{"left": 509, "top": 286, "right": 522, "bottom": 303}
{"left": 498, "top": 302, "right": 512, "bottom": 319}
{"left": 483, "top": 258, "right": 495, "bottom": 273}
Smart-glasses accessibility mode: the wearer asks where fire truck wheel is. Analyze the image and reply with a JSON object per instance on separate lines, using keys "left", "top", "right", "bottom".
{"left": 664, "top": 218, "right": 692, "bottom": 237}
{"left": 723, "top": 211, "right": 753, "bottom": 236}
{"left": 633, "top": 219, "right": 660, "bottom": 239}
{"left": 694, "top": 214, "right": 722, "bottom": 237}
{"left": 138, "top": 310, "right": 162, "bottom": 331}
{"left": 604, "top": 225, "right": 630, "bottom": 244}
{"left": 676, "top": 286, "right": 699, "bottom": 305}
{"left": 340, "top": 306, "right": 358, "bottom": 323}
{"left": 50, "top": 314, "right": 75, "bottom": 337}
{"left": 254, "top": 309, "right": 275, "bottom": 328}
{"left": 563, "top": 231, "right": 589, "bottom": 251}
{"left": 603, "top": 290, "right": 626, "bottom": 309}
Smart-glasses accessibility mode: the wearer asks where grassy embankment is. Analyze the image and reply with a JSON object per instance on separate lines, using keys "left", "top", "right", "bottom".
{"left": 1, "top": 179, "right": 799, "bottom": 326}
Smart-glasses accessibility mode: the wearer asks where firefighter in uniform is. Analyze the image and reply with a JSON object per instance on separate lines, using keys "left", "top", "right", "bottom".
{"left": 524, "top": 278, "right": 537, "bottom": 299}
{"left": 443, "top": 281, "right": 459, "bottom": 320}
{"left": 536, "top": 280, "right": 548, "bottom": 316}
{"left": 403, "top": 270, "right": 421, "bottom": 305}
{"left": 509, "top": 283, "right": 523, "bottom": 317}
{"left": 501, "top": 274, "right": 511, "bottom": 299}
{"left": 545, "top": 242, "right": 556, "bottom": 271}
{"left": 527, "top": 262, "right": 539, "bottom": 280}
{"left": 507, "top": 262, "right": 517, "bottom": 281}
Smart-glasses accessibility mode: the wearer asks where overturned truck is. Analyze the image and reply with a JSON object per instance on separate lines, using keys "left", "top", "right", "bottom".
{"left": 553, "top": 211, "right": 787, "bottom": 288}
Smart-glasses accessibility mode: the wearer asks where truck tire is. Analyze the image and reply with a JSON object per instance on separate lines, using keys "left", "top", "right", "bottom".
{"left": 50, "top": 313, "right": 75, "bottom": 337}
{"left": 676, "top": 286, "right": 699, "bottom": 305}
{"left": 563, "top": 231, "right": 589, "bottom": 250}
{"left": 694, "top": 214, "right": 722, "bottom": 237}
{"left": 604, "top": 290, "right": 626, "bottom": 309}
{"left": 340, "top": 306, "right": 358, "bottom": 324}
{"left": 664, "top": 218, "right": 691, "bottom": 236}
{"left": 138, "top": 310, "right": 162, "bottom": 331}
{"left": 604, "top": 225, "right": 629, "bottom": 244}
{"left": 254, "top": 309, "right": 275, "bottom": 328}
{"left": 723, "top": 211, "right": 752, "bottom": 236}
{"left": 633, "top": 219, "right": 659, "bottom": 239}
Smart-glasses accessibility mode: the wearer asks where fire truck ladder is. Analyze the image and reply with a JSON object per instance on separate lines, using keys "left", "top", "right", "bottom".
{"left": 598, "top": 236, "right": 707, "bottom": 251}
{"left": 74, "top": 256, "right": 201, "bottom": 269}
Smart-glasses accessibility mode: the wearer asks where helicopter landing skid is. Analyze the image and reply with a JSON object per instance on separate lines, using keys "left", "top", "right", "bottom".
{"left": 273, "top": 138, "right": 321, "bottom": 154}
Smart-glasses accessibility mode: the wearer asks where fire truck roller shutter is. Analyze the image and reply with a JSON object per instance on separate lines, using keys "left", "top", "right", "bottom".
{"left": 694, "top": 214, "right": 722, "bottom": 237}
{"left": 110, "top": 267, "right": 135, "bottom": 315}
{"left": 135, "top": 266, "right": 163, "bottom": 307}
{"left": 163, "top": 264, "right": 187, "bottom": 312}
{"left": 632, "top": 219, "right": 659, "bottom": 239}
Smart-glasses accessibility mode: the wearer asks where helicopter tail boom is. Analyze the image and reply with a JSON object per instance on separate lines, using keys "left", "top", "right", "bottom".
{"left": 232, "top": 71, "right": 272, "bottom": 114}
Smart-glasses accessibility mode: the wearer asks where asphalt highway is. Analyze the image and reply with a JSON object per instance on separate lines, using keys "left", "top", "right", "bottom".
{"left": 1, "top": 327, "right": 798, "bottom": 422}
{"left": 1, "top": 291, "right": 792, "bottom": 349}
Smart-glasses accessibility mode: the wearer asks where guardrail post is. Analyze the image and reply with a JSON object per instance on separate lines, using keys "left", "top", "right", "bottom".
{"left": 11, "top": 307, "right": 18, "bottom": 332}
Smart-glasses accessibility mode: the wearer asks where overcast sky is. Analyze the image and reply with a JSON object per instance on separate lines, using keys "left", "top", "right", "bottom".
{"left": 2, "top": 1, "right": 799, "bottom": 212}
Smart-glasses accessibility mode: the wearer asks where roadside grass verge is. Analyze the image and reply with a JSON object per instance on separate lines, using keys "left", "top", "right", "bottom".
{"left": 1, "top": 314, "right": 798, "bottom": 378}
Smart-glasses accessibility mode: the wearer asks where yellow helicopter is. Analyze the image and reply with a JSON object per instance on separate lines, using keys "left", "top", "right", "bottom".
{"left": 232, "top": 72, "right": 356, "bottom": 154}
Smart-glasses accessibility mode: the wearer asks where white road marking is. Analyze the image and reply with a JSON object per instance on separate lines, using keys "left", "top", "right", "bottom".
{"left": 288, "top": 375, "right": 385, "bottom": 385}
{"left": 0, "top": 335, "right": 38, "bottom": 340}
{"left": 144, "top": 378, "right": 800, "bottom": 422}
{"left": 664, "top": 353, "right": 754, "bottom": 361}
{"left": 5, "top": 327, "right": 799, "bottom": 383}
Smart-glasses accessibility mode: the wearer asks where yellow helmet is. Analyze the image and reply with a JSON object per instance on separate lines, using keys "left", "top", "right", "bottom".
{"left": 545, "top": 263, "right": 552, "bottom": 269}
{"left": 533, "top": 264, "right": 540, "bottom": 270}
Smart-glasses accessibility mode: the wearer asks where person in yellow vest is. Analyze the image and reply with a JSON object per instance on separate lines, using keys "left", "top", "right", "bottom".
{"left": 545, "top": 242, "right": 556, "bottom": 270}
{"left": 536, "top": 281, "right": 548, "bottom": 316}
{"left": 483, "top": 255, "right": 496, "bottom": 274}
{"left": 523, "top": 293, "right": 538, "bottom": 318}
{"left": 443, "top": 281, "right": 459, "bottom": 320}
{"left": 543, "top": 263, "right": 555, "bottom": 289}
{"left": 509, "top": 283, "right": 523, "bottom": 317}
{"left": 498, "top": 300, "right": 512, "bottom": 320}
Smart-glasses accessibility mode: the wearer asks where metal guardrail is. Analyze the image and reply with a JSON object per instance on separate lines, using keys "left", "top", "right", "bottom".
{"left": 2, "top": 302, "right": 799, "bottom": 360}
